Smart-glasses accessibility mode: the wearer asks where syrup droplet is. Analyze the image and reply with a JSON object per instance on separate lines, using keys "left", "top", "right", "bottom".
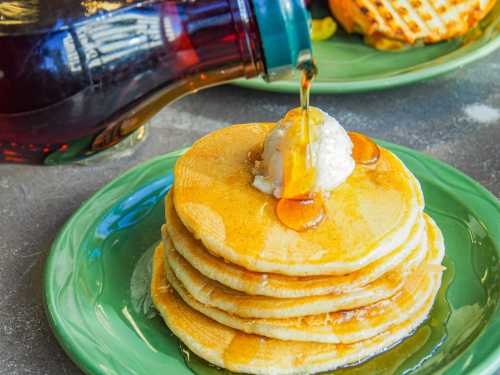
{"left": 278, "top": 107, "right": 325, "bottom": 231}
{"left": 348, "top": 131, "right": 380, "bottom": 165}
{"left": 276, "top": 196, "right": 325, "bottom": 232}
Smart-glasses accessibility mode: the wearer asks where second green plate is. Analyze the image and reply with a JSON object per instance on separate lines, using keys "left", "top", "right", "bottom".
{"left": 234, "top": 2, "right": 500, "bottom": 93}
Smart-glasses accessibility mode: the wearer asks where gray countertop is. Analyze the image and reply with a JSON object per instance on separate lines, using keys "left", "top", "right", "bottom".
{"left": 0, "top": 50, "right": 499, "bottom": 374}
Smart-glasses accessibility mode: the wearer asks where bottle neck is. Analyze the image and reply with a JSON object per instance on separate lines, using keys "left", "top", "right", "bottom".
{"left": 232, "top": 0, "right": 266, "bottom": 79}
{"left": 158, "top": 0, "right": 264, "bottom": 83}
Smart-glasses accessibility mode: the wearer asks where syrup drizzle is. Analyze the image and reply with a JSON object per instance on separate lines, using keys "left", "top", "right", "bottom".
{"left": 273, "top": 62, "right": 381, "bottom": 232}
{"left": 276, "top": 196, "right": 325, "bottom": 232}
{"left": 276, "top": 62, "right": 325, "bottom": 232}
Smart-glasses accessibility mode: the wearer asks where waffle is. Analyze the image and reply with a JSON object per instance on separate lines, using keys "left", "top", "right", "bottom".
{"left": 328, "top": 0, "right": 497, "bottom": 49}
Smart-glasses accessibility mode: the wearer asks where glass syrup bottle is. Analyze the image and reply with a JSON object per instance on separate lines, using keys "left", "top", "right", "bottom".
{"left": 0, "top": 0, "right": 312, "bottom": 164}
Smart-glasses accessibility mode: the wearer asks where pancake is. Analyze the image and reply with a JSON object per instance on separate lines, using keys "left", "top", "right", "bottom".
{"left": 164, "top": 228, "right": 442, "bottom": 344}
{"left": 163, "top": 227, "right": 428, "bottom": 318}
{"left": 151, "top": 244, "right": 442, "bottom": 374}
{"left": 173, "top": 123, "right": 423, "bottom": 276}
{"left": 165, "top": 191, "right": 425, "bottom": 298}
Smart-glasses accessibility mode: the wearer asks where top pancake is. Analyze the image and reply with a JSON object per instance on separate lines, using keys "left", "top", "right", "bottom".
{"left": 173, "top": 123, "right": 422, "bottom": 276}
{"left": 164, "top": 192, "right": 425, "bottom": 298}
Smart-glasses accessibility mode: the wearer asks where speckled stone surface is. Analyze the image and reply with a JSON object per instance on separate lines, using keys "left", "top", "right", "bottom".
{"left": 0, "top": 50, "right": 499, "bottom": 375}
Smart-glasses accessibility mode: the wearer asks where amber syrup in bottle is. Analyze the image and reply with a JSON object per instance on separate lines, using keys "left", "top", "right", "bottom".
{"left": 0, "top": 0, "right": 264, "bottom": 164}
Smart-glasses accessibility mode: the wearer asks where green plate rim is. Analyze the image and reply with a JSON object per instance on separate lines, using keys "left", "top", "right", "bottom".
{"left": 44, "top": 142, "right": 500, "bottom": 375}
{"left": 232, "top": 36, "right": 500, "bottom": 94}
{"left": 43, "top": 148, "right": 185, "bottom": 375}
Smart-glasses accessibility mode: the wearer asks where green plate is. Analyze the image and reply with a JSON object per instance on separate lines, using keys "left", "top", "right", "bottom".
{"left": 44, "top": 142, "right": 500, "bottom": 375}
{"left": 234, "top": 2, "right": 500, "bottom": 93}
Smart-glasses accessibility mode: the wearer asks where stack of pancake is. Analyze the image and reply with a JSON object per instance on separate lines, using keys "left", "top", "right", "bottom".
{"left": 151, "top": 123, "right": 445, "bottom": 374}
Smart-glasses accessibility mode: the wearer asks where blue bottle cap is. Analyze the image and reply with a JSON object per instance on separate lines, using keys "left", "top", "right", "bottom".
{"left": 252, "top": 0, "right": 313, "bottom": 82}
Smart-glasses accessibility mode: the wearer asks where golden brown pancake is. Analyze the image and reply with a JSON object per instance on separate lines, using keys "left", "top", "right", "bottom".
{"left": 151, "top": 242, "right": 443, "bottom": 374}
{"left": 173, "top": 123, "right": 423, "bottom": 276}
{"left": 163, "top": 218, "right": 443, "bottom": 344}
{"left": 163, "top": 225, "right": 428, "bottom": 318}
{"left": 328, "top": 0, "right": 497, "bottom": 50}
{"left": 164, "top": 257, "right": 437, "bottom": 344}
{"left": 165, "top": 191, "right": 425, "bottom": 298}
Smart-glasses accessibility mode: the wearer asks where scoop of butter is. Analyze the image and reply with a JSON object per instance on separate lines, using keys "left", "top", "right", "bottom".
{"left": 253, "top": 108, "right": 355, "bottom": 199}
